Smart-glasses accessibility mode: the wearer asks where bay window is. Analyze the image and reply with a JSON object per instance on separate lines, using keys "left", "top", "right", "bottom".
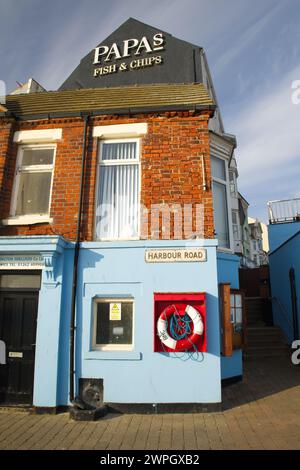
{"left": 229, "top": 170, "right": 237, "bottom": 195}
{"left": 232, "top": 210, "right": 240, "bottom": 241}
{"left": 95, "top": 139, "right": 140, "bottom": 240}
{"left": 211, "top": 156, "right": 230, "bottom": 249}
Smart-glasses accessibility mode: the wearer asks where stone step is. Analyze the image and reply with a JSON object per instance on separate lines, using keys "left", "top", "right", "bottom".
{"left": 245, "top": 344, "right": 289, "bottom": 352}
{"left": 246, "top": 326, "right": 282, "bottom": 335}
{"left": 246, "top": 336, "right": 284, "bottom": 345}
{"left": 247, "top": 313, "right": 264, "bottom": 319}
{"left": 247, "top": 312, "right": 264, "bottom": 317}
{"left": 244, "top": 351, "right": 291, "bottom": 359}
{"left": 246, "top": 329, "right": 282, "bottom": 338}
{"left": 247, "top": 318, "right": 264, "bottom": 325}
{"left": 246, "top": 304, "right": 264, "bottom": 310}
{"left": 246, "top": 304, "right": 265, "bottom": 310}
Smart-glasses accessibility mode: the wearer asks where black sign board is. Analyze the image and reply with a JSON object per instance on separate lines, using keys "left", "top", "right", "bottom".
{"left": 59, "top": 18, "right": 203, "bottom": 90}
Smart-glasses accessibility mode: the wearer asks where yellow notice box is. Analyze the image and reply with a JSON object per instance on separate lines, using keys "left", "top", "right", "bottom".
{"left": 109, "top": 302, "right": 121, "bottom": 321}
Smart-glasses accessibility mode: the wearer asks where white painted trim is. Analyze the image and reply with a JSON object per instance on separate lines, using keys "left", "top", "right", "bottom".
{"left": 93, "top": 123, "right": 148, "bottom": 139}
{"left": 2, "top": 215, "right": 53, "bottom": 226}
{"left": 10, "top": 144, "right": 56, "bottom": 219}
{"left": 13, "top": 128, "right": 62, "bottom": 143}
{"left": 211, "top": 152, "right": 234, "bottom": 251}
{"left": 94, "top": 138, "right": 141, "bottom": 241}
{"left": 92, "top": 298, "right": 134, "bottom": 352}
{"left": 217, "top": 247, "right": 234, "bottom": 254}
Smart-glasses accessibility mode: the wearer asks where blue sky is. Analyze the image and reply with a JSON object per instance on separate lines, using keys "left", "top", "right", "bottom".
{"left": 1, "top": 0, "right": 300, "bottom": 222}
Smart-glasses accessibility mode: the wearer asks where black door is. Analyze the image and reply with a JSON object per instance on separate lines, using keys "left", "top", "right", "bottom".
{"left": 0, "top": 291, "right": 38, "bottom": 405}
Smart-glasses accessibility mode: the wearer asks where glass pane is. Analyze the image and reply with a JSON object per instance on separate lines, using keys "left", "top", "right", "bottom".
{"left": 230, "top": 308, "right": 235, "bottom": 323}
{"left": 22, "top": 148, "right": 54, "bottom": 166}
{"left": 212, "top": 181, "right": 230, "bottom": 248}
{"left": 211, "top": 156, "right": 226, "bottom": 180}
{"left": 95, "top": 301, "right": 133, "bottom": 346}
{"left": 101, "top": 142, "right": 137, "bottom": 161}
{"left": 0, "top": 274, "right": 41, "bottom": 289}
{"left": 95, "top": 164, "right": 139, "bottom": 239}
{"left": 235, "top": 307, "right": 243, "bottom": 324}
{"left": 15, "top": 172, "right": 51, "bottom": 216}
{"left": 233, "top": 225, "right": 239, "bottom": 241}
{"left": 230, "top": 294, "right": 235, "bottom": 308}
{"left": 232, "top": 211, "right": 237, "bottom": 224}
{"left": 235, "top": 294, "right": 242, "bottom": 307}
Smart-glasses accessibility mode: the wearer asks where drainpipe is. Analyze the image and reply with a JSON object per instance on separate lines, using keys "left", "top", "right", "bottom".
{"left": 69, "top": 112, "right": 90, "bottom": 404}
{"left": 289, "top": 268, "right": 299, "bottom": 341}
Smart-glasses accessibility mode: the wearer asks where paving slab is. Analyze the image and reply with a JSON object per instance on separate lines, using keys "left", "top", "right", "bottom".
{"left": 0, "top": 356, "right": 299, "bottom": 450}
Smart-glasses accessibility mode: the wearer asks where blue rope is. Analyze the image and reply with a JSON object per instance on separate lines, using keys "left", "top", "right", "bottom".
{"left": 169, "top": 312, "right": 193, "bottom": 340}
{"left": 160, "top": 306, "right": 204, "bottom": 362}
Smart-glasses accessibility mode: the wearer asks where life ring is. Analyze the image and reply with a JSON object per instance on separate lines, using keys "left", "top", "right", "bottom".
{"left": 157, "top": 304, "right": 204, "bottom": 351}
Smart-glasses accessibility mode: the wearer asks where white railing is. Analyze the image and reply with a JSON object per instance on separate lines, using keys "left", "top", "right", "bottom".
{"left": 267, "top": 198, "right": 300, "bottom": 223}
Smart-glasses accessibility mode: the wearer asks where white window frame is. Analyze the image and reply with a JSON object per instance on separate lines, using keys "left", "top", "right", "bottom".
{"left": 232, "top": 210, "right": 240, "bottom": 241}
{"left": 92, "top": 298, "right": 135, "bottom": 351}
{"left": 230, "top": 290, "right": 244, "bottom": 333}
{"left": 229, "top": 170, "right": 237, "bottom": 196}
{"left": 211, "top": 154, "right": 233, "bottom": 251}
{"left": 94, "top": 138, "right": 141, "bottom": 241}
{"left": 7, "top": 144, "right": 56, "bottom": 225}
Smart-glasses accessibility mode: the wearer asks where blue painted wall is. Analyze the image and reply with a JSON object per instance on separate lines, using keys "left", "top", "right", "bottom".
{"left": 217, "top": 252, "right": 240, "bottom": 288}
{"left": 269, "top": 229, "right": 300, "bottom": 344}
{"left": 268, "top": 221, "right": 300, "bottom": 252}
{"left": 1, "top": 237, "right": 244, "bottom": 407}
{"left": 0, "top": 236, "right": 68, "bottom": 408}
{"left": 216, "top": 252, "right": 243, "bottom": 380}
{"left": 72, "top": 239, "right": 221, "bottom": 405}
{"left": 221, "top": 350, "right": 242, "bottom": 380}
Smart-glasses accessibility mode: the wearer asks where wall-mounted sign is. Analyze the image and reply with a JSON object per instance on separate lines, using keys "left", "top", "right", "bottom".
{"left": 109, "top": 302, "right": 122, "bottom": 321}
{"left": 8, "top": 352, "right": 23, "bottom": 359}
{"left": 145, "top": 248, "right": 207, "bottom": 263}
{"left": 60, "top": 18, "right": 203, "bottom": 90}
{"left": 0, "top": 255, "right": 44, "bottom": 270}
{"left": 93, "top": 33, "right": 165, "bottom": 77}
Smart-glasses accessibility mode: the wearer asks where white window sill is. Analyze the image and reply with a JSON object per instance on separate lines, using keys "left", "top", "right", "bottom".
{"left": 217, "top": 247, "right": 234, "bottom": 254}
{"left": 2, "top": 216, "right": 53, "bottom": 226}
{"left": 94, "top": 237, "right": 140, "bottom": 242}
{"left": 85, "top": 351, "right": 141, "bottom": 361}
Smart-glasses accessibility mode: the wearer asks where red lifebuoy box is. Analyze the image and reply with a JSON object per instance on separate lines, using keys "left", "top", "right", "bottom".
{"left": 154, "top": 293, "right": 207, "bottom": 353}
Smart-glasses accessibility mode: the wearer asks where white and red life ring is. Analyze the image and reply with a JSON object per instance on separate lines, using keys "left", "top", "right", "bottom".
{"left": 157, "top": 304, "right": 204, "bottom": 352}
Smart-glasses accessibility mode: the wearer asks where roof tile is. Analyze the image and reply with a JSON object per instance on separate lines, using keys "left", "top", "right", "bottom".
{"left": 3, "top": 83, "right": 214, "bottom": 118}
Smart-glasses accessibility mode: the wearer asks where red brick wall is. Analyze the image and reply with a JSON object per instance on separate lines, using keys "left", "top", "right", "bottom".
{"left": 0, "top": 111, "right": 214, "bottom": 241}
{"left": 0, "top": 119, "right": 15, "bottom": 225}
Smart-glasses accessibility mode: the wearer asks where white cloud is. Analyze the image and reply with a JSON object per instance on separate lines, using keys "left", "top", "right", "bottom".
{"left": 214, "top": 3, "right": 282, "bottom": 74}
{"left": 229, "top": 63, "right": 300, "bottom": 204}
{"left": 27, "top": 0, "right": 277, "bottom": 90}
{"left": 35, "top": 0, "right": 182, "bottom": 89}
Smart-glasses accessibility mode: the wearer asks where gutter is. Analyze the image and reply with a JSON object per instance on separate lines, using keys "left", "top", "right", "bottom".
{"left": 69, "top": 112, "right": 90, "bottom": 404}
{"left": 0, "top": 104, "right": 216, "bottom": 121}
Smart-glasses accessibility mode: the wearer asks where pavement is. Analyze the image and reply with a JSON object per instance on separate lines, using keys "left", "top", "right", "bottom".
{"left": 0, "top": 355, "right": 300, "bottom": 450}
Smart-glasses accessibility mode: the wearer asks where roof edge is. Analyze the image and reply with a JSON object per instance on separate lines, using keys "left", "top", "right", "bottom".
{"left": 2, "top": 103, "right": 216, "bottom": 121}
